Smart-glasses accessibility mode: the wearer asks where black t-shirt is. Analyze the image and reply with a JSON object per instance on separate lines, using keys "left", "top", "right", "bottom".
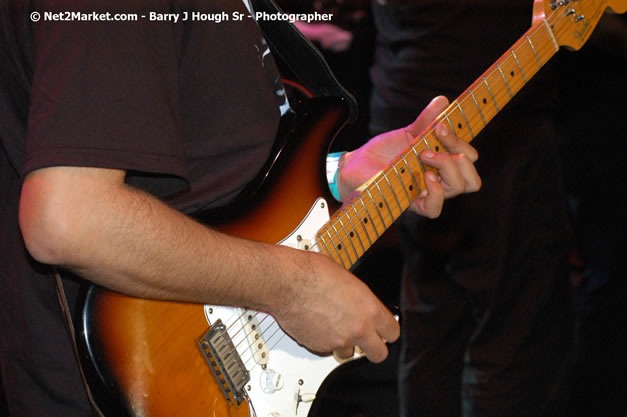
{"left": 369, "top": 0, "right": 571, "bottom": 333}
{"left": 369, "top": 0, "right": 557, "bottom": 134}
{"left": 369, "top": 3, "right": 573, "bottom": 411}
{"left": 0, "top": 0, "right": 282, "bottom": 414}
{"left": 17, "top": 0, "right": 282, "bottom": 212}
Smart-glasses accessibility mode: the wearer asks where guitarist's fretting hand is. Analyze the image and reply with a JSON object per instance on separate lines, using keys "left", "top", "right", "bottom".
{"left": 273, "top": 96, "right": 481, "bottom": 364}
{"left": 338, "top": 95, "right": 481, "bottom": 218}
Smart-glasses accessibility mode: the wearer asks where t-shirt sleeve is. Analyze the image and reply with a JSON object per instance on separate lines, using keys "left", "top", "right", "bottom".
{"left": 24, "top": 0, "right": 189, "bottom": 197}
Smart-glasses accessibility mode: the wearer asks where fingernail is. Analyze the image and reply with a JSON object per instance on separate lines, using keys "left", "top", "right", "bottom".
{"left": 438, "top": 124, "right": 449, "bottom": 137}
{"left": 426, "top": 171, "right": 438, "bottom": 182}
{"left": 423, "top": 151, "right": 435, "bottom": 159}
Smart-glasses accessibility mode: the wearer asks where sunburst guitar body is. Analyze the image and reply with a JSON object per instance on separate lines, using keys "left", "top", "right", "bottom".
{"left": 79, "top": 1, "right": 626, "bottom": 416}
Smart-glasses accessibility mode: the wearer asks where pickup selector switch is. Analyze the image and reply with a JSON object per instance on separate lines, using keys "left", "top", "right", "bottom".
{"left": 260, "top": 369, "right": 284, "bottom": 394}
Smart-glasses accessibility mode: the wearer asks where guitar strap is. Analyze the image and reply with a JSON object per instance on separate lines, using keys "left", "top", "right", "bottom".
{"left": 54, "top": 269, "right": 105, "bottom": 417}
{"left": 249, "top": 0, "right": 358, "bottom": 122}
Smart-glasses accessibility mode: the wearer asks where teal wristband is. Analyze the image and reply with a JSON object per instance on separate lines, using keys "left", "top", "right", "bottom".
{"left": 326, "top": 152, "right": 345, "bottom": 201}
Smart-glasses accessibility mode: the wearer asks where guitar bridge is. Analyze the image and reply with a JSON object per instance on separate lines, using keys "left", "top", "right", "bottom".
{"left": 198, "top": 320, "right": 250, "bottom": 406}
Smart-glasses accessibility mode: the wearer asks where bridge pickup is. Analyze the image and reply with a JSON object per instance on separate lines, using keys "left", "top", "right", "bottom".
{"left": 198, "top": 320, "right": 250, "bottom": 406}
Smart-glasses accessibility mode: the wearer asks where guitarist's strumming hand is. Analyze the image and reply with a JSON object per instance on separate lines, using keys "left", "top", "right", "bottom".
{"left": 337, "top": 95, "right": 481, "bottom": 218}
{"left": 273, "top": 245, "right": 400, "bottom": 363}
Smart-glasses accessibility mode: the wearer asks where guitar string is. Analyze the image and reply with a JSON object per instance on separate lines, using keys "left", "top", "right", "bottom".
{"left": 226, "top": 18, "right": 564, "bottom": 364}
{"left": 218, "top": 5, "right": 572, "bottom": 371}
{"left": 307, "top": 14, "right": 562, "bottom": 266}
{"left": 212, "top": 8, "right": 575, "bottom": 396}
{"left": 227, "top": 9, "right": 573, "bottom": 372}
{"left": 316, "top": 7, "right": 563, "bottom": 263}
{"left": 222, "top": 11, "right": 565, "bottom": 366}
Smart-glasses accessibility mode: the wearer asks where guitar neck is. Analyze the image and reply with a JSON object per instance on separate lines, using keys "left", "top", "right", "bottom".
{"left": 315, "top": 16, "right": 562, "bottom": 270}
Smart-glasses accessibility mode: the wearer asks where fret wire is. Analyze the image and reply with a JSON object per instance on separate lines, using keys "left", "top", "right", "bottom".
{"left": 443, "top": 113, "right": 456, "bottom": 139}
{"left": 541, "top": 18, "right": 560, "bottom": 52}
{"left": 421, "top": 134, "right": 431, "bottom": 150}
{"left": 472, "top": 82, "right": 497, "bottom": 125}
{"left": 400, "top": 152, "right": 421, "bottom": 192}
{"left": 365, "top": 188, "right": 388, "bottom": 229}
{"left": 359, "top": 194, "right": 382, "bottom": 238}
{"left": 511, "top": 50, "right": 527, "bottom": 83}
{"left": 342, "top": 208, "right": 366, "bottom": 253}
{"left": 466, "top": 95, "right": 486, "bottom": 131}
{"left": 529, "top": 22, "right": 553, "bottom": 63}
{"left": 492, "top": 72, "right": 512, "bottom": 107}
{"left": 381, "top": 170, "right": 404, "bottom": 213}
{"left": 426, "top": 17, "right": 557, "bottom": 153}
{"left": 317, "top": 234, "right": 333, "bottom": 258}
{"left": 391, "top": 163, "right": 413, "bottom": 204}
{"left": 482, "top": 77, "right": 500, "bottom": 112}
{"left": 467, "top": 90, "right": 486, "bottom": 126}
{"left": 455, "top": 101, "right": 475, "bottom": 139}
{"left": 350, "top": 204, "right": 373, "bottom": 247}
{"left": 496, "top": 64, "right": 514, "bottom": 98}
{"left": 519, "top": 29, "right": 542, "bottom": 72}
{"left": 462, "top": 83, "right": 488, "bottom": 129}
{"left": 312, "top": 12, "right": 565, "bottom": 272}
{"left": 526, "top": 35, "right": 543, "bottom": 68}
{"left": 410, "top": 143, "right": 428, "bottom": 175}
{"left": 325, "top": 228, "right": 348, "bottom": 268}
{"left": 333, "top": 220, "right": 359, "bottom": 265}
{"left": 505, "top": 52, "right": 527, "bottom": 92}
{"left": 372, "top": 178, "right": 395, "bottom": 222}
{"left": 515, "top": 41, "right": 537, "bottom": 76}
{"left": 452, "top": 38, "right": 533, "bottom": 139}
{"left": 466, "top": 96, "right": 489, "bottom": 136}
{"left": 522, "top": 38, "right": 545, "bottom": 74}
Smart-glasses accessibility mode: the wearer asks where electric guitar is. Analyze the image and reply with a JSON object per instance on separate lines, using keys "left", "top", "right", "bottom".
{"left": 79, "top": 1, "right": 626, "bottom": 416}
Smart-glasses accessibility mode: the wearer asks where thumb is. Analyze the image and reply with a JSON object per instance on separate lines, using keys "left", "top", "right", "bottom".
{"left": 405, "top": 96, "right": 449, "bottom": 137}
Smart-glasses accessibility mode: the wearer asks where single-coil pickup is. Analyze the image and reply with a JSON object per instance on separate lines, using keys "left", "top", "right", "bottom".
{"left": 240, "top": 310, "right": 270, "bottom": 366}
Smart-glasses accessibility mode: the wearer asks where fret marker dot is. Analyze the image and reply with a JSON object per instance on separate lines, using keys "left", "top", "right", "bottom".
{"left": 510, "top": 71, "right": 515, "bottom": 77}
{"left": 337, "top": 244, "right": 342, "bottom": 250}
{"left": 409, "top": 185, "right": 414, "bottom": 191}
{"left": 435, "top": 146, "right": 440, "bottom": 152}
{"left": 378, "top": 202, "right": 383, "bottom": 208}
{"left": 457, "top": 123, "right": 462, "bottom": 130}
{"left": 482, "top": 98, "right": 487, "bottom": 104}
{"left": 363, "top": 218, "right": 368, "bottom": 224}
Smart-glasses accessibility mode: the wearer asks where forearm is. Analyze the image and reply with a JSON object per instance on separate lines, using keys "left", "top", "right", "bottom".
{"left": 19, "top": 166, "right": 306, "bottom": 311}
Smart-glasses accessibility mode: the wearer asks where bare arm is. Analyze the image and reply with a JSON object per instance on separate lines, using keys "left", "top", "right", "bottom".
{"left": 19, "top": 165, "right": 398, "bottom": 362}
{"left": 18, "top": 96, "right": 480, "bottom": 363}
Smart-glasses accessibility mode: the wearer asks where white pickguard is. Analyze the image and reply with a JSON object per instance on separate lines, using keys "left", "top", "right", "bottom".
{"left": 204, "top": 198, "right": 356, "bottom": 417}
